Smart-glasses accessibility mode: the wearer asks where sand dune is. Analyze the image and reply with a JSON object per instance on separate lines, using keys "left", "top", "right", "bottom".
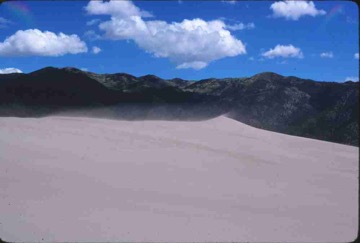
{"left": 0, "top": 116, "right": 358, "bottom": 242}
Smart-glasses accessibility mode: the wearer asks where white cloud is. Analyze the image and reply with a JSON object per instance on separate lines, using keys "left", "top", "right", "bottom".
{"left": 85, "top": 0, "right": 246, "bottom": 70}
{"left": 0, "top": 67, "right": 23, "bottom": 74}
{"left": 176, "top": 61, "right": 208, "bottom": 70}
{"left": 226, "top": 22, "right": 255, "bottom": 31}
{"left": 355, "top": 53, "right": 359, "bottom": 59}
{"left": 85, "top": 0, "right": 153, "bottom": 18}
{"left": 262, "top": 44, "right": 303, "bottom": 59}
{"left": 86, "top": 19, "right": 101, "bottom": 26}
{"left": 0, "top": 29, "right": 87, "bottom": 56}
{"left": 270, "top": 1, "right": 326, "bottom": 20}
{"left": 345, "top": 76, "right": 358, "bottom": 82}
{"left": 92, "top": 46, "right": 101, "bottom": 54}
{"left": 222, "top": 0, "right": 237, "bottom": 4}
{"left": 80, "top": 68, "right": 88, "bottom": 72}
{"left": 320, "top": 51, "right": 333, "bottom": 58}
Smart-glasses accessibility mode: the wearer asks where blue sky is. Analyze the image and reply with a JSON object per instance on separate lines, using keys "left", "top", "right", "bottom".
{"left": 0, "top": 0, "right": 358, "bottom": 82}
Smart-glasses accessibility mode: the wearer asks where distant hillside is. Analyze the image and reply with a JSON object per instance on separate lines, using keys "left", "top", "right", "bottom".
{"left": 0, "top": 67, "right": 358, "bottom": 145}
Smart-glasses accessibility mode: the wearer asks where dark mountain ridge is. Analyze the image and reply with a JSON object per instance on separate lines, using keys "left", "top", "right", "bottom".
{"left": 0, "top": 67, "right": 358, "bottom": 146}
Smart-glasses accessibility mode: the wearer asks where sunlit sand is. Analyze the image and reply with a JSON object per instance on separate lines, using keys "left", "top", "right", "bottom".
{"left": 0, "top": 116, "right": 358, "bottom": 242}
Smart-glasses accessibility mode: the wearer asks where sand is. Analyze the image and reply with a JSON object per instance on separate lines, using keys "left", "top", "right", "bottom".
{"left": 0, "top": 116, "right": 358, "bottom": 242}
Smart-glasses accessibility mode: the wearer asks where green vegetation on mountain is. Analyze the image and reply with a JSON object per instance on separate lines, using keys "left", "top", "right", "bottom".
{"left": 0, "top": 67, "right": 358, "bottom": 145}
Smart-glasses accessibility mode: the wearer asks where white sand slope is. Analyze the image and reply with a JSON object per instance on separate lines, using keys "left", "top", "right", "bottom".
{"left": 0, "top": 116, "right": 358, "bottom": 242}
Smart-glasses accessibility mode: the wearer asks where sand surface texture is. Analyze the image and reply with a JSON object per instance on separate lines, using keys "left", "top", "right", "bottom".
{"left": 0, "top": 116, "right": 358, "bottom": 242}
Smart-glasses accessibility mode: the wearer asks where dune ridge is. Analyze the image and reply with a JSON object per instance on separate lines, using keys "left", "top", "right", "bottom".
{"left": 0, "top": 116, "right": 358, "bottom": 242}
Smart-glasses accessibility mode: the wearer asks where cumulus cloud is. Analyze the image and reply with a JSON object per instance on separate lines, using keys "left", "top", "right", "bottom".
{"left": 0, "top": 29, "right": 88, "bottom": 56}
{"left": 345, "top": 76, "right": 359, "bottom": 82}
{"left": 222, "top": 0, "right": 237, "bottom": 4}
{"left": 85, "top": 0, "right": 153, "bottom": 18}
{"left": 320, "top": 51, "right": 333, "bottom": 58}
{"left": 262, "top": 44, "right": 303, "bottom": 59}
{"left": 226, "top": 22, "right": 255, "bottom": 31}
{"left": 85, "top": 0, "right": 246, "bottom": 69}
{"left": 92, "top": 46, "right": 101, "bottom": 54}
{"left": 0, "top": 67, "right": 23, "bottom": 74}
{"left": 355, "top": 53, "right": 359, "bottom": 59}
{"left": 270, "top": 1, "right": 326, "bottom": 20}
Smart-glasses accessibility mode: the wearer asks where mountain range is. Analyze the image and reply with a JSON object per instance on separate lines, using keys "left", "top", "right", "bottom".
{"left": 0, "top": 67, "right": 358, "bottom": 146}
